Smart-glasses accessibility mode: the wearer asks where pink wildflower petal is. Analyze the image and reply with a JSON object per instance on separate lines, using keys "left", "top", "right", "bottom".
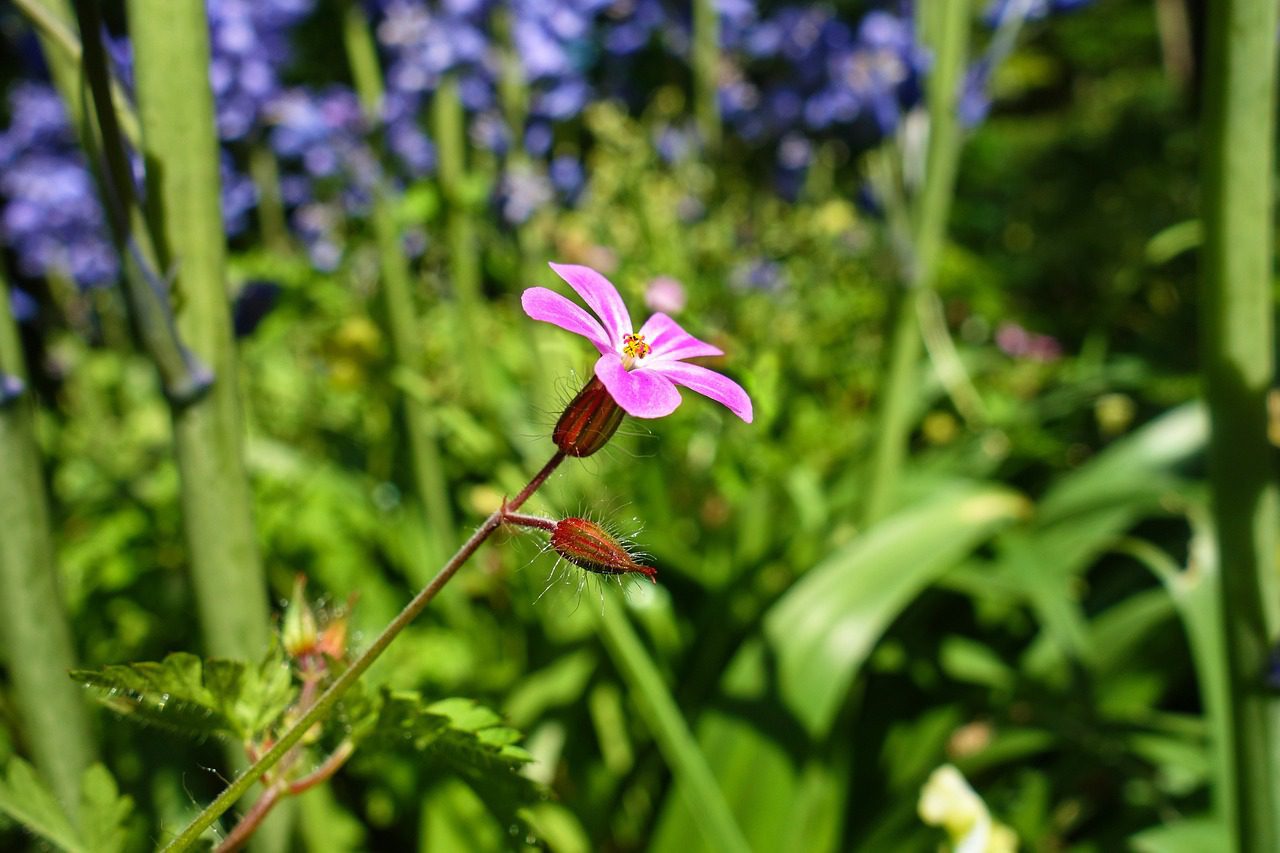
{"left": 550, "top": 263, "right": 632, "bottom": 347}
{"left": 639, "top": 312, "right": 724, "bottom": 362}
{"left": 521, "top": 287, "right": 613, "bottom": 355}
{"left": 595, "top": 353, "right": 682, "bottom": 419}
{"left": 647, "top": 360, "right": 753, "bottom": 423}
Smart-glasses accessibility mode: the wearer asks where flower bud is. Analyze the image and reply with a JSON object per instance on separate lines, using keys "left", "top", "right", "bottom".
{"left": 553, "top": 376, "right": 624, "bottom": 458}
{"left": 283, "top": 575, "right": 318, "bottom": 659}
{"left": 551, "top": 517, "right": 657, "bottom": 583}
{"left": 317, "top": 612, "right": 349, "bottom": 660}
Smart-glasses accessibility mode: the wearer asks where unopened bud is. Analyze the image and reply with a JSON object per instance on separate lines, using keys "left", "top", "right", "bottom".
{"left": 283, "top": 575, "right": 318, "bottom": 658}
{"left": 551, "top": 517, "right": 657, "bottom": 583}
{"left": 554, "top": 377, "right": 624, "bottom": 458}
{"left": 317, "top": 612, "right": 349, "bottom": 660}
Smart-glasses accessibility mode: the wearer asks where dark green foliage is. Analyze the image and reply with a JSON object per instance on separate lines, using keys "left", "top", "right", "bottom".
{"left": 71, "top": 651, "right": 294, "bottom": 742}
{"left": 0, "top": 759, "right": 134, "bottom": 853}
{"left": 364, "top": 692, "right": 540, "bottom": 832}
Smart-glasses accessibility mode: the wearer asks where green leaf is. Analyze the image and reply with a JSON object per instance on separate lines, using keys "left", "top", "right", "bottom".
{"left": 71, "top": 651, "right": 295, "bottom": 742}
{"left": 1130, "top": 817, "right": 1228, "bottom": 853}
{"left": 78, "top": 765, "right": 134, "bottom": 853}
{"left": 764, "top": 481, "right": 1027, "bottom": 737}
{"left": 0, "top": 757, "right": 83, "bottom": 853}
{"left": 0, "top": 760, "right": 133, "bottom": 853}
{"left": 365, "top": 691, "right": 540, "bottom": 832}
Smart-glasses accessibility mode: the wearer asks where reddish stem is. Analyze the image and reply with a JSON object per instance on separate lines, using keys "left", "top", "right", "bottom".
{"left": 501, "top": 511, "right": 556, "bottom": 532}
{"left": 214, "top": 785, "right": 282, "bottom": 853}
{"left": 288, "top": 740, "right": 355, "bottom": 796}
{"left": 187, "top": 451, "right": 567, "bottom": 853}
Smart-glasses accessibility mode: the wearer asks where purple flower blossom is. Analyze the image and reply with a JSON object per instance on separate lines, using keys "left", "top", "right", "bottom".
{"left": 9, "top": 288, "right": 38, "bottom": 324}
{"left": 0, "top": 373, "right": 24, "bottom": 405}
{"left": 0, "top": 84, "right": 118, "bottom": 288}
{"left": 549, "top": 155, "right": 586, "bottom": 202}
{"left": 522, "top": 263, "right": 752, "bottom": 422}
{"left": 206, "top": 0, "right": 317, "bottom": 140}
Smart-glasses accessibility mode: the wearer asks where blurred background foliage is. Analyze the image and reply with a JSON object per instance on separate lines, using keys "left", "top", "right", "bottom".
{"left": 0, "top": 0, "right": 1245, "bottom": 850}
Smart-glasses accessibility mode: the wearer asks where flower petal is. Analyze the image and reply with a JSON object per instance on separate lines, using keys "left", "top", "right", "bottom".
{"left": 595, "top": 353, "right": 682, "bottom": 419}
{"left": 647, "top": 360, "right": 753, "bottom": 423}
{"left": 550, "top": 262, "right": 632, "bottom": 347}
{"left": 521, "top": 287, "right": 613, "bottom": 354}
{"left": 638, "top": 312, "right": 724, "bottom": 362}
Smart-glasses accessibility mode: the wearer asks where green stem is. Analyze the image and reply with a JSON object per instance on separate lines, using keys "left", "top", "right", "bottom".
{"left": 595, "top": 600, "right": 751, "bottom": 853}
{"left": 860, "top": 0, "right": 970, "bottom": 526}
{"left": 248, "top": 143, "right": 292, "bottom": 256}
{"left": 159, "top": 453, "right": 565, "bottom": 852}
{"left": 431, "top": 75, "right": 486, "bottom": 395}
{"left": 1199, "top": 0, "right": 1280, "bottom": 847}
{"left": 692, "top": 0, "right": 721, "bottom": 151}
{"left": 124, "top": 0, "right": 269, "bottom": 657}
{"left": 0, "top": 271, "right": 96, "bottom": 813}
{"left": 13, "top": 0, "right": 141, "bottom": 145}
{"left": 70, "top": 0, "right": 212, "bottom": 404}
{"left": 341, "top": 1, "right": 455, "bottom": 547}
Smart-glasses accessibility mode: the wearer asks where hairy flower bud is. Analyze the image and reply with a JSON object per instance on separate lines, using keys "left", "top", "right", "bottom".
{"left": 551, "top": 517, "right": 657, "bottom": 583}
{"left": 553, "top": 376, "right": 625, "bottom": 457}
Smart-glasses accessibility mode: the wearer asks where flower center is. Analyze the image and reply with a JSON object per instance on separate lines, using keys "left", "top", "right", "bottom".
{"left": 622, "top": 333, "right": 651, "bottom": 368}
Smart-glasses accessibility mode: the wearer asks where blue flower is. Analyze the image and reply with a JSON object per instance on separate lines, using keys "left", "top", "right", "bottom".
{"left": 0, "top": 84, "right": 118, "bottom": 288}
{"left": 549, "top": 155, "right": 585, "bottom": 202}
{"left": 9, "top": 288, "right": 38, "bottom": 324}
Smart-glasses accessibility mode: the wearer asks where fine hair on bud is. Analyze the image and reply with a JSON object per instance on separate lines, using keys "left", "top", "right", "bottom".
{"left": 550, "top": 517, "right": 657, "bottom": 583}
{"left": 553, "top": 376, "right": 625, "bottom": 458}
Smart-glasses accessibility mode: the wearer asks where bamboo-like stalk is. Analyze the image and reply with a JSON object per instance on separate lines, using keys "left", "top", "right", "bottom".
{"left": 431, "top": 74, "right": 487, "bottom": 397}
{"left": 341, "top": 1, "right": 455, "bottom": 550}
{"left": 1199, "top": 0, "right": 1280, "bottom": 847}
{"left": 692, "top": 0, "right": 721, "bottom": 151}
{"left": 121, "top": 5, "right": 289, "bottom": 846}
{"left": 860, "top": 0, "right": 970, "bottom": 526}
{"left": 122, "top": 0, "right": 269, "bottom": 659}
{"left": 0, "top": 272, "right": 96, "bottom": 813}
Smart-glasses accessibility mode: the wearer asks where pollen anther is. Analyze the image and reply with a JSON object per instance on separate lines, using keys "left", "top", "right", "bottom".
{"left": 622, "top": 333, "right": 651, "bottom": 361}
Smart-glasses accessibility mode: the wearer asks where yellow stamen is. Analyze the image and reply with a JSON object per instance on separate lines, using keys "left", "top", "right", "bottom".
{"left": 623, "top": 333, "right": 651, "bottom": 362}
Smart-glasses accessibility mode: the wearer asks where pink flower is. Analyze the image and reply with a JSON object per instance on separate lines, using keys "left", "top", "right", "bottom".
{"left": 521, "top": 263, "right": 753, "bottom": 422}
{"left": 644, "top": 275, "right": 687, "bottom": 314}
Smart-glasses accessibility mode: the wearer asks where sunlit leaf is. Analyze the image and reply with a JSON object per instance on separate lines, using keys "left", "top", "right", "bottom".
{"left": 364, "top": 691, "right": 540, "bottom": 835}
{"left": 71, "top": 650, "right": 295, "bottom": 741}
{"left": 765, "top": 481, "right": 1028, "bottom": 737}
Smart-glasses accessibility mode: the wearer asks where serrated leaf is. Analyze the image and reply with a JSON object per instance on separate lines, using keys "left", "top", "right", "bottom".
{"left": 0, "top": 757, "right": 83, "bottom": 853}
{"left": 365, "top": 691, "right": 540, "bottom": 833}
{"left": 71, "top": 651, "right": 295, "bottom": 742}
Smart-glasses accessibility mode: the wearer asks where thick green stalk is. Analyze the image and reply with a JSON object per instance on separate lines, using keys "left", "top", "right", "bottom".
{"left": 47, "top": 0, "right": 212, "bottom": 403}
{"left": 595, "top": 600, "right": 750, "bottom": 853}
{"left": 341, "top": 1, "right": 455, "bottom": 548}
{"left": 430, "top": 75, "right": 486, "bottom": 396}
{"left": 692, "top": 0, "right": 721, "bottom": 150}
{"left": 0, "top": 273, "right": 96, "bottom": 813}
{"left": 1199, "top": 0, "right": 1280, "bottom": 847}
{"left": 124, "top": 0, "right": 269, "bottom": 658}
{"left": 13, "top": 0, "right": 140, "bottom": 145}
{"left": 860, "top": 0, "right": 969, "bottom": 526}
